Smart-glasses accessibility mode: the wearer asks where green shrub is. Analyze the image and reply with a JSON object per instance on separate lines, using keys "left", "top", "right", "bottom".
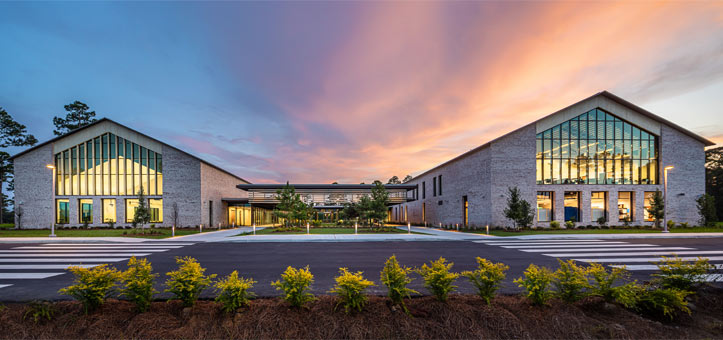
{"left": 549, "top": 221, "right": 560, "bottom": 229}
{"left": 416, "top": 257, "right": 459, "bottom": 302}
{"left": 215, "top": 270, "right": 256, "bottom": 313}
{"left": 461, "top": 257, "right": 508, "bottom": 304}
{"left": 120, "top": 257, "right": 158, "bottom": 312}
{"left": 564, "top": 220, "right": 574, "bottom": 229}
{"left": 514, "top": 264, "right": 553, "bottom": 305}
{"left": 680, "top": 222, "right": 689, "bottom": 228}
{"left": 667, "top": 220, "right": 675, "bottom": 229}
{"left": 587, "top": 263, "right": 636, "bottom": 306}
{"left": 23, "top": 301, "right": 53, "bottom": 323}
{"left": 59, "top": 264, "right": 120, "bottom": 314}
{"left": 633, "top": 285, "right": 691, "bottom": 320}
{"left": 552, "top": 259, "right": 590, "bottom": 303}
{"left": 272, "top": 266, "right": 315, "bottom": 308}
{"left": 329, "top": 268, "right": 374, "bottom": 313}
{"left": 653, "top": 256, "right": 713, "bottom": 290}
{"left": 380, "top": 255, "right": 418, "bottom": 313}
{"left": 164, "top": 257, "right": 216, "bottom": 307}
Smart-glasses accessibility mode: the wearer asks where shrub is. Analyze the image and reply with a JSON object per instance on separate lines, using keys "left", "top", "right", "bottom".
{"left": 696, "top": 194, "right": 718, "bottom": 226}
{"left": 329, "top": 268, "right": 374, "bottom": 313}
{"left": 380, "top": 255, "right": 418, "bottom": 313}
{"left": 164, "top": 257, "right": 216, "bottom": 307}
{"left": 667, "top": 220, "right": 675, "bottom": 230}
{"left": 564, "top": 220, "right": 574, "bottom": 229}
{"left": 597, "top": 216, "right": 607, "bottom": 227}
{"left": 23, "top": 301, "right": 53, "bottom": 323}
{"left": 120, "top": 257, "right": 158, "bottom": 312}
{"left": 215, "top": 270, "right": 256, "bottom": 313}
{"left": 514, "top": 264, "right": 553, "bottom": 305}
{"left": 633, "top": 285, "right": 691, "bottom": 320}
{"left": 551, "top": 259, "right": 591, "bottom": 303}
{"left": 680, "top": 222, "right": 689, "bottom": 228}
{"left": 416, "top": 257, "right": 459, "bottom": 302}
{"left": 549, "top": 221, "right": 560, "bottom": 229}
{"left": 461, "top": 257, "right": 508, "bottom": 304}
{"left": 653, "top": 256, "right": 713, "bottom": 290}
{"left": 272, "top": 266, "right": 315, "bottom": 308}
{"left": 587, "top": 263, "right": 636, "bottom": 306}
{"left": 59, "top": 264, "right": 120, "bottom": 314}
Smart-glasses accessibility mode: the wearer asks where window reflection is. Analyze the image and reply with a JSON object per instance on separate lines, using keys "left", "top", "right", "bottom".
{"left": 537, "top": 192, "right": 553, "bottom": 222}
{"left": 618, "top": 192, "right": 633, "bottom": 222}
{"left": 591, "top": 191, "right": 607, "bottom": 221}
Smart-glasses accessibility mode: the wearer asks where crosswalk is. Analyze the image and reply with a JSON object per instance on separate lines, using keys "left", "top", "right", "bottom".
{"left": 0, "top": 242, "right": 194, "bottom": 289}
{"left": 475, "top": 238, "right": 723, "bottom": 281}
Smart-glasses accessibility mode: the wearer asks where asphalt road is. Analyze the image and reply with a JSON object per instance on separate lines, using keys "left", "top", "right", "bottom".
{"left": 0, "top": 237, "right": 721, "bottom": 302}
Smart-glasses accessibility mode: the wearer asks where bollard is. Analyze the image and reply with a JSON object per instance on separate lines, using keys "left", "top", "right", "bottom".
{"left": 50, "top": 223, "right": 57, "bottom": 238}
{"left": 253, "top": 223, "right": 256, "bottom": 235}
{"left": 486, "top": 224, "right": 489, "bottom": 235}
{"left": 172, "top": 225, "right": 175, "bottom": 237}
{"left": 307, "top": 222, "right": 310, "bottom": 235}
{"left": 407, "top": 222, "right": 411, "bottom": 234}
{"left": 456, "top": 223, "right": 459, "bottom": 231}
{"left": 355, "top": 222, "right": 358, "bottom": 235}
{"left": 200, "top": 224, "right": 203, "bottom": 233}
{"left": 439, "top": 222, "right": 442, "bottom": 229}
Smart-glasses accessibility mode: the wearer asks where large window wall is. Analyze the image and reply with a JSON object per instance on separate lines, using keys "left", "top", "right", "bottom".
{"left": 54, "top": 133, "right": 163, "bottom": 196}
{"left": 536, "top": 108, "right": 658, "bottom": 185}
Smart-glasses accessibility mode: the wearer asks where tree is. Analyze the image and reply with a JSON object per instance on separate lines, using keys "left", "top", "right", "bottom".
{"left": 340, "top": 202, "right": 359, "bottom": 222}
{"left": 53, "top": 101, "right": 98, "bottom": 136}
{"left": 695, "top": 194, "right": 717, "bottom": 227}
{"left": 705, "top": 146, "right": 723, "bottom": 221}
{"left": 646, "top": 189, "right": 665, "bottom": 228}
{"left": 503, "top": 187, "right": 534, "bottom": 229}
{"left": 171, "top": 202, "right": 179, "bottom": 228}
{"left": 402, "top": 175, "right": 413, "bottom": 183}
{"left": 0, "top": 108, "right": 37, "bottom": 225}
{"left": 387, "top": 176, "right": 401, "bottom": 184}
{"left": 369, "top": 180, "right": 390, "bottom": 226}
{"left": 273, "top": 182, "right": 297, "bottom": 227}
{"left": 132, "top": 186, "right": 151, "bottom": 229}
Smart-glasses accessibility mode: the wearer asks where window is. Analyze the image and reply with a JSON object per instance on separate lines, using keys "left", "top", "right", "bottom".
{"left": 79, "top": 199, "right": 93, "bottom": 224}
{"left": 56, "top": 199, "right": 69, "bottom": 224}
{"left": 126, "top": 199, "right": 139, "bottom": 223}
{"left": 644, "top": 192, "right": 655, "bottom": 221}
{"left": 618, "top": 192, "right": 633, "bottom": 222}
{"left": 537, "top": 192, "right": 553, "bottom": 222}
{"left": 591, "top": 192, "right": 607, "bottom": 222}
{"left": 53, "top": 133, "right": 163, "bottom": 196}
{"left": 422, "top": 202, "right": 426, "bottom": 222}
{"left": 102, "top": 199, "right": 116, "bottom": 223}
{"left": 438, "top": 175, "right": 442, "bottom": 195}
{"left": 422, "top": 181, "right": 426, "bottom": 199}
{"left": 433, "top": 177, "right": 437, "bottom": 197}
{"left": 564, "top": 192, "right": 580, "bottom": 222}
{"left": 536, "top": 108, "right": 658, "bottom": 185}
{"left": 150, "top": 199, "right": 163, "bottom": 223}
{"left": 463, "top": 196, "right": 468, "bottom": 226}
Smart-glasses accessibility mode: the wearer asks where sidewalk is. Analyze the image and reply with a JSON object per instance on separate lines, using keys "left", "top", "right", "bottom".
{"left": 168, "top": 227, "right": 255, "bottom": 242}
{"left": 482, "top": 232, "right": 723, "bottom": 240}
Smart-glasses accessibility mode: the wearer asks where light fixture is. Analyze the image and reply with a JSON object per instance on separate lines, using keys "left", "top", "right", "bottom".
{"left": 664, "top": 166, "right": 674, "bottom": 171}
{"left": 46, "top": 164, "right": 55, "bottom": 169}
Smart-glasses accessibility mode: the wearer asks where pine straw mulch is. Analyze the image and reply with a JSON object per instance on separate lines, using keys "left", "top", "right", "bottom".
{"left": 1, "top": 286, "right": 722, "bottom": 339}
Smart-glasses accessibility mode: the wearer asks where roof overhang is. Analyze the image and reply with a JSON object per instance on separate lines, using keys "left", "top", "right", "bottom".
{"left": 236, "top": 183, "right": 417, "bottom": 191}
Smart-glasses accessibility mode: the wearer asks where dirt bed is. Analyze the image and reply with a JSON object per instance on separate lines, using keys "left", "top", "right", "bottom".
{"left": 1, "top": 287, "right": 722, "bottom": 339}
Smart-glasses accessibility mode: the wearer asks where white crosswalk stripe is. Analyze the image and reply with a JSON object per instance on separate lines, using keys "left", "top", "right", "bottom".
{"left": 479, "top": 238, "right": 722, "bottom": 281}
{"left": 0, "top": 242, "right": 194, "bottom": 288}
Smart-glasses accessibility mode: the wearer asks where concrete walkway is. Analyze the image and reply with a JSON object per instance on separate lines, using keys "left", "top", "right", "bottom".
{"left": 168, "top": 227, "right": 255, "bottom": 242}
{"left": 483, "top": 232, "right": 723, "bottom": 240}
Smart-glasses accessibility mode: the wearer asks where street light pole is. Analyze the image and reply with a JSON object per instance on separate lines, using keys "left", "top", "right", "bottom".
{"left": 46, "top": 165, "right": 57, "bottom": 237}
{"left": 662, "top": 166, "right": 674, "bottom": 233}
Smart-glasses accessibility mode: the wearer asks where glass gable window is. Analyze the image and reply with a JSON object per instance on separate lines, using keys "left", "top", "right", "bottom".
{"left": 591, "top": 192, "right": 607, "bottom": 222}
{"left": 56, "top": 199, "right": 69, "bottom": 224}
{"left": 79, "top": 199, "right": 93, "bottom": 224}
{"left": 537, "top": 192, "right": 553, "bottom": 222}
{"left": 103, "top": 199, "right": 116, "bottom": 223}
{"left": 618, "top": 192, "right": 633, "bottom": 222}
{"left": 536, "top": 108, "right": 658, "bottom": 185}
{"left": 53, "top": 132, "right": 163, "bottom": 196}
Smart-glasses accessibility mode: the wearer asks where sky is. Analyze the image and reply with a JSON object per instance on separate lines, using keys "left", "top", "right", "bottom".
{"left": 1, "top": 1, "right": 722, "bottom": 184}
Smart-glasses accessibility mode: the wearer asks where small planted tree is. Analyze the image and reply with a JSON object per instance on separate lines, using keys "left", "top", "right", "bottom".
{"left": 215, "top": 271, "right": 256, "bottom": 313}
{"left": 514, "top": 264, "right": 553, "bottom": 305}
{"left": 59, "top": 264, "right": 120, "bottom": 314}
{"left": 696, "top": 194, "right": 718, "bottom": 227}
{"left": 462, "top": 257, "right": 509, "bottom": 304}
{"left": 164, "top": 257, "right": 216, "bottom": 307}
{"left": 272, "top": 266, "right": 315, "bottom": 308}
{"left": 133, "top": 186, "right": 151, "bottom": 229}
{"left": 369, "top": 180, "right": 390, "bottom": 227}
{"left": 329, "top": 268, "right": 375, "bottom": 313}
{"left": 503, "top": 187, "right": 534, "bottom": 229}
{"left": 416, "top": 257, "right": 460, "bottom": 302}
{"left": 120, "top": 256, "right": 158, "bottom": 312}
{"left": 646, "top": 190, "right": 665, "bottom": 228}
{"left": 274, "top": 182, "right": 299, "bottom": 227}
{"left": 380, "top": 255, "right": 417, "bottom": 313}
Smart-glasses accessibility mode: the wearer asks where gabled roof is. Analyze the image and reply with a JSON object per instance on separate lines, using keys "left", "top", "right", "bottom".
{"left": 410, "top": 90, "right": 715, "bottom": 181}
{"left": 9, "top": 118, "right": 250, "bottom": 184}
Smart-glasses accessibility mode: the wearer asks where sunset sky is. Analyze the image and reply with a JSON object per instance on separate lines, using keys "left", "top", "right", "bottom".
{"left": 1, "top": 1, "right": 722, "bottom": 184}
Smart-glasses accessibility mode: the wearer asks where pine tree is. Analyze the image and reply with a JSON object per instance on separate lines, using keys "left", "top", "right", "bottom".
{"left": 132, "top": 186, "right": 151, "bottom": 229}
{"left": 0, "top": 108, "right": 37, "bottom": 225}
{"left": 646, "top": 190, "right": 665, "bottom": 227}
{"left": 503, "top": 187, "right": 534, "bottom": 229}
{"left": 53, "top": 101, "right": 98, "bottom": 136}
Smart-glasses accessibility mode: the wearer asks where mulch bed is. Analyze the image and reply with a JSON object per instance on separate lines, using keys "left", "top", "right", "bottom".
{"left": 2, "top": 286, "right": 722, "bottom": 339}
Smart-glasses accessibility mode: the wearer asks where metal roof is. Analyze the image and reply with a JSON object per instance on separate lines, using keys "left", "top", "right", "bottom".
{"left": 236, "top": 183, "right": 417, "bottom": 190}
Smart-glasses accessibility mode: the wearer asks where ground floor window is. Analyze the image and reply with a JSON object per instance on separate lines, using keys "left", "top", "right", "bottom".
{"left": 56, "top": 199, "right": 69, "bottom": 224}
{"left": 644, "top": 192, "right": 655, "bottom": 221}
{"left": 102, "top": 199, "right": 116, "bottom": 223}
{"left": 79, "top": 199, "right": 93, "bottom": 224}
{"left": 126, "top": 199, "right": 139, "bottom": 223}
{"left": 537, "top": 192, "right": 553, "bottom": 222}
{"left": 564, "top": 191, "right": 580, "bottom": 222}
{"left": 591, "top": 191, "right": 607, "bottom": 222}
{"left": 422, "top": 203, "right": 426, "bottom": 222}
{"left": 150, "top": 199, "right": 163, "bottom": 223}
{"left": 618, "top": 192, "right": 633, "bottom": 222}
{"left": 463, "top": 196, "right": 468, "bottom": 226}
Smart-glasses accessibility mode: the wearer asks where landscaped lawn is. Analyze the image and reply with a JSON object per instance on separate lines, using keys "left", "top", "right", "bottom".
{"left": 454, "top": 226, "right": 723, "bottom": 237}
{"left": 0, "top": 227, "right": 215, "bottom": 239}
{"left": 238, "top": 226, "right": 421, "bottom": 235}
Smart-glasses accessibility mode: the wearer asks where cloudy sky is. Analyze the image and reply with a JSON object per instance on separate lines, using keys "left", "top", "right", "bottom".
{"left": 1, "top": 1, "right": 722, "bottom": 184}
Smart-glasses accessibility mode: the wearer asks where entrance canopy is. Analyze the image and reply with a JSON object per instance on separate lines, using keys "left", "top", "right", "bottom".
{"left": 236, "top": 183, "right": 417, "bottom": 208}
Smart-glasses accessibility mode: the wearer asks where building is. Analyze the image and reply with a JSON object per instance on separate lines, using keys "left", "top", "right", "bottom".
{"left": 11, "top": 119, "right": 248, "bottom": 229}
{"left": 392, "top": 91, "right": 714, "bottom": 227}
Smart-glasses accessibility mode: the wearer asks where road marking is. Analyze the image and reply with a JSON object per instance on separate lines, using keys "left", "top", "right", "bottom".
{"left": 0, "top": 258, "right": 130, "bottom": 263}
{"left": 521, "top": 247, "right": 693, "bottom": 253}
{"left": 610, "top": 264, "right": 723, "bottom": 271}
{"left": 0, "top": 273, "right": 65, "bottom": 279}
{"left": 0, "top": 264, "right": 98, "bottom": 269}
{"left": 15, "top": 246, "right": 184, "bottom": 249}
{"left": 33, "top": 243, "right": 193, "bottom": 247}
{"left": 573, "top": 256, "right": 723, "bottom": 263}
{"left": 479, "top": 239, "right": 604, "bottom": 243}
{"left": 545, "top": 250, "right": 723, "bottom": 257}
{"left": 501, "top": 244, "right": 658, "bottom": 249}
{"left": 700, "top": 273, "right": 723, "bottom": 282}
{"left": 480, "top": 241, "right": 630, "bottom": 246}
{"left": 0, "top": 284, "right": 12, "bottom": 289}
{"left": 0, "top": 250, "right": 168, "bottom": 253}
{"left": 0, "top": 253, "right": 152, "bottom": 257}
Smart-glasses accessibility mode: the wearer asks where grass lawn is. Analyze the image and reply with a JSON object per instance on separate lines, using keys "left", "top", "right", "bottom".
{"left": 459, "top": 226, "right": 723, "bottom": 237}
{"left": 238, "top": 226, "right": 422, "bottom": 236}
{"left": 0, "top": 227, "right": 215, "bottom": 239}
